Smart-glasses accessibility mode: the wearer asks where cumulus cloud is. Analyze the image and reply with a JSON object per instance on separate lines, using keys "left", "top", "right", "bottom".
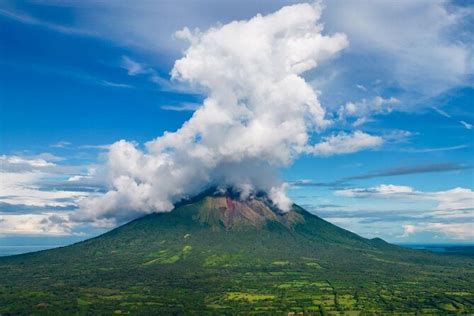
{"left": 337, "top": 96, "right": 400, "bottom": 126}
{"left": 73, "top": 3, "right": 349, "bottom": 223}
{"left": 308, "top": 131, "right": 383, "bottom": 156}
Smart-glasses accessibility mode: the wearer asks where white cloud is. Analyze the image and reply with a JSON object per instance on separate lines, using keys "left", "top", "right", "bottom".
{"left": 336, "top": 184, "right": 414, "bottom": 198}
{"left": 431, "top": 108, "right": 473, "bottom": 131}
{"left": 425, "top": 223, "right": 474, "bottom": 240}
{"left": 73, "top": 3, "right": 349, "bottom": 223}
{"left": 99, "top": 80, "right": 133, "bottom": 89}
{"left": 460, "top": 120, "right": 473, "bottom": 130}
{"left": 67, "top": 166, "right": 97, "bottom": 182}
{"left": 0, "top": 171, "right": 90, "bottom": 207}
{"left": 337, "top": 96, "right": 400, "bottom": 126}
{"left": 308, "top": 131, "right": 383, "bottom": 157}
{"left": 331, "top": 184, "right": 474, "bottom": 241}
{"left": 0, "top": 213, "right": 77, "bottom": 236}
{"left": 5, "top": 0, "right": 472, "bottom": 107}
{"left": 400, "top": 224, "right": 416, "bottom": 238}
{"left": 399, "top": 222, "right": 474, "bottom": 240}
{"left": 120, "top": 55, "right": 198, "bottom": 93}
{"left": 336, "top": 185, "right": 474, "bottom": 213}
{"left": 1, "top": 155, "right": 55, "bottom": 168}
{"left": 35, "top": 153, "right": 65, "bottom": 162}
{"left": 0, "top": 154, "right": 82, "bottom": 174}
{"left": 402, "top": 144, "right": 469, "bottom": 153}
{"left": 0, "top": 155, "right": 102, "bottom": 225}
{"left": 356, "top": 84, "right": 367, "bottom": 92}
{"left": 160, "top": 103, "right": 200, "bottom": 112}
{"left": 121, "top": 56, "right": 147, "bottom": 76}
{"left": 432, "top": 187, "right": 474, "bottom": 211}
{"left": 323, "top": 0, "right": 473, "bottom": 99}
{"left": 50, "top": 140, "right": 72, "bottom": 148}
{"left": 432, "top": 107, "right": 451, "bottom": 118}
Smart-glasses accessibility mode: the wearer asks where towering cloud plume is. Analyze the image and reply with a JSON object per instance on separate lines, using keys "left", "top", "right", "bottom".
{"left": 74, "top": 3, "right": 348, "bottom": 223}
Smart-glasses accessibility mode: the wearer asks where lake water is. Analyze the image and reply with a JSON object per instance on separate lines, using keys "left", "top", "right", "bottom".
{"left": 399, "top": 244, "right": 474, "bottom": 257}
{"left": 0, "top": 245, "right": 64, "bottom": 257}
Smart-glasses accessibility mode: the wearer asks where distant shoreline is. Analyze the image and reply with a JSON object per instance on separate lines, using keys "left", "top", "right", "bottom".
{"left": 0, "top": 245, "right": 65, "bottom": 257}
{"left": 2, "top": 243, "right": 473, "bottom": 257}
{"left": 398, "top": 244, "right": 474, "bottom": 257}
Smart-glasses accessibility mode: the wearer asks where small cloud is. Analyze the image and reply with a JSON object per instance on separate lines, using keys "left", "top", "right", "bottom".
{"left": 308, "top": 131, "right": 383, "bottom": 157}
{"left": 121, "top": 56, "right": 147, "bottom": 76}
{"left": 431, "top": 108, "right": 472, "bottom": 130}
{"left": 338, "top": 96, "right": 401, "bottom": 126}
{"left": 400, "top": 224, "right": 416, "bottom": 238}
{"left": 352, "top": 117, "right": 373, "bottom": 127}
{"left": 120, "top": 56, "right": 195, "bottom": 94}
{"left": 35, "top": 153, "right": 65, "bottom": 162}
{"left": 336, "top": 184, "right": 415, "bottom": 198}
{"left": 432, "top": 107, "right": 451, "bottom": 118}
{"left": 383, "top": 130, "right": 413, "bottom": 143}
{"left": 51, "top": 141, "right": 71, "bottom": 148}
{"left": 99, "top": 80, "right": 133, "bottom": 89}
{"left": 0, "top": 155, "right": 55, "bottom": 168}
{"left": 67, "top": 175, "right": 89, "bottom": 182}
{"left": 160, "top": 103, "right": 200, "bottom": 112}
{"left": 460, "top": 120, "right": 472, "bottom": 130}
{"left": 67, "top": 167, "right": 97, "bottom": 182}
{"left": 403, "top": 144, "right": 469, "bottom": 153}
{"left": 356, "top": 84, "right": 367, "bottom": 92}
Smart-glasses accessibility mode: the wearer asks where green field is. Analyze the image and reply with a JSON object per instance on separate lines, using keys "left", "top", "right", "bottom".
{"left": 0, "top": 194, "right": 473, "bottom": 314}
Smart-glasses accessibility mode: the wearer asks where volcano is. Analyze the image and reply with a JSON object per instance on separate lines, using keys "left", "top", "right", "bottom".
{"left": 1, "top": 191, "right": 473, "bottom": 314}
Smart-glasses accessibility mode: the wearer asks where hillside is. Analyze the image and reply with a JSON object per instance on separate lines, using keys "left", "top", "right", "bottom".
{"left": 0, "top": 192, "right": 473, "bottom": 314}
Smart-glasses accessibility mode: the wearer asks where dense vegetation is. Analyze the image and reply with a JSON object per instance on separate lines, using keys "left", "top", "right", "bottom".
{"left": 0, "top": 194, "right": 473, "bottom": 314}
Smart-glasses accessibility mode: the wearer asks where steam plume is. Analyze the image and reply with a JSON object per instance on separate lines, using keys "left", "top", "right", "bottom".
{"left": 74, "top": 3, "right": 348, "bottom": 222}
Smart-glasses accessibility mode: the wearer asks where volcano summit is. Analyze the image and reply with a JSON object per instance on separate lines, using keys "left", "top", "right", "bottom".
{"left": 1, "top": 191, "right": 473, "bottom": 314}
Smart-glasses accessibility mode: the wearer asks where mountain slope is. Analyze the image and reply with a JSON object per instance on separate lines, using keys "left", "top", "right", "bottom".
{"left": 1, "top": 193, "right": 473, "bottom": 314}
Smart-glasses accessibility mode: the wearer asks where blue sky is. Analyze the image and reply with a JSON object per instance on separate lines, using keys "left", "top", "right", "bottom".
{"left": 0, "top": 0, "right": 473, "bottom": 246}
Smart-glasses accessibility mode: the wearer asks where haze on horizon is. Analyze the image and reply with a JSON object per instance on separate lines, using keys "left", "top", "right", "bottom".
{"left": 0, "top": 0, "right": 473, "bottom": 247}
